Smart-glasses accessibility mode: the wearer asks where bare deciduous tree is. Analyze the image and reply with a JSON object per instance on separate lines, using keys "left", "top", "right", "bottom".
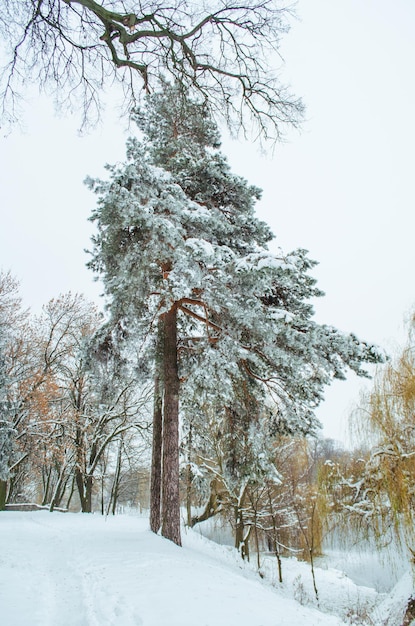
{"left": 0, "top": 0, "right": 303, "bottom": 137}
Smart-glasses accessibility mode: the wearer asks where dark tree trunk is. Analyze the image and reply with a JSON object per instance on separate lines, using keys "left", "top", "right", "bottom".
{"left": 84, "top": 475, "right": 93, "bottom": 513}
{"left": 75, "top": 426, "right": 88, "bottom": 511}
{"left": 75, "top": 468, "right": 87, "bottom": 511}
{"left": 75, "top": 468, "right": 92, "bottom": 513}
{"left": 49, "top": 469, "right": 70, "bottom": 512}
{"left": 41, "top": 466, "right": 52, "bottom": 506}
{"left": 101, "top": 477, "right": 105, "bottom": 515}
{"left": 110, "top": 436, "right": 123, "bottom": 516}
{"left": 150, "top": 318, "right": 164, "bottom": 534}
{"left": 66, "top": 475, "right": 76, "bottom": 510}
{"left": 74, "top": 424, "right": 95, "bottom": 513}
{"left": 161, "top": 306, "right": 181, "bottom": 546}
{"left": 150, "top": 372, "right": 163, "bottom": 533}
{"left": 0, "top": 479, "right": 7, "bottom": 511}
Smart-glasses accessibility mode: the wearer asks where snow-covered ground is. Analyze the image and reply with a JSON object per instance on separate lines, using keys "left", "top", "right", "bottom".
{"left": 0, "top": 511, "right": 410, "bottom": 625}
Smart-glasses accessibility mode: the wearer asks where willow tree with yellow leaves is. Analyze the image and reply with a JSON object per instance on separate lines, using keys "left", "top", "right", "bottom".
{"left": 322, "top": 314, "right": 415, "bottom": 552}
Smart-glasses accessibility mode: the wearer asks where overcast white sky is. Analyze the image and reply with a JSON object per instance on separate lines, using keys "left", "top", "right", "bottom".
{"left": 1, "top": 0, "right": 414, "bottom": 443}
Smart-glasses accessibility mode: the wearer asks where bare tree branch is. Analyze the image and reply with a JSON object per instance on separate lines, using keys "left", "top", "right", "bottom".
{"left": 0, "top": 0, "right": 303, "bottom": 139}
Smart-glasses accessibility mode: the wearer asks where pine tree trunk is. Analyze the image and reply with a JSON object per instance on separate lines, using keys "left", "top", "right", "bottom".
{"left": 161, "top": 306, "right": 181, "bottom": 546}
{"left": 150, "top": 372, "right": 163, "bottom": 533}
{"left": 150, "top": 318, "right": 164, "bottom": 533}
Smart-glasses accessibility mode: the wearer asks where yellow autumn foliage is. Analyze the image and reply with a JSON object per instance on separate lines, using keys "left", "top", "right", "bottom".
{"left": 351, "top": 314, "right": 415, "bottom": 546}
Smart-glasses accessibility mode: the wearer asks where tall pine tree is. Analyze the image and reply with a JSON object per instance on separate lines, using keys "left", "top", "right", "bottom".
{"left": 87, "top": 84, "right": 384, "bottom": 545}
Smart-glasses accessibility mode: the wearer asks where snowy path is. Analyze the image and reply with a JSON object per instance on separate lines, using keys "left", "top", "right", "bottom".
{"left": 0, "top": 511, "right": 347, "bottom": 626}
{"left": 1, "top": 513, "right": 92, "bottom": 625}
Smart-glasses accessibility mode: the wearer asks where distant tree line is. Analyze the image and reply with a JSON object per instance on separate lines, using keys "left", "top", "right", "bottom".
{"left": 0, "top": 280, "right": 151, "bottom": 513}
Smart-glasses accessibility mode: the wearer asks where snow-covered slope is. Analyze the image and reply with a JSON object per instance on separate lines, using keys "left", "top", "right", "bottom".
{"left": 0, "top": 511, "right": 391, "bottom": 625}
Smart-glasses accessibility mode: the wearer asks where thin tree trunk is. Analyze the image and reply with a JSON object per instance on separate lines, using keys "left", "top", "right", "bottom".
{"left": 275, "top": 539, "right": 283, "bottom": 584}
{"left": 267, "top": 486, "right": 283, "bottom": 583}
{"left": 309, "top": 502, "right": 319, "bottom": 604}
{"left": 309, "top": 549, "right": 319, "bottom": 604}
{"left": 294, "top": 499, "right": 319, "bottom": 604}
{"left": 75, "top": 424, "right": 88, "bottom": 512}
{"left": 49, "top": 467, "right": 68, "bottom": 512}
{"left": 66, "top": 474, "right": 76, "bottom": 510}
{"left": 161, "top": 306, "right": 181, "bottom": 546}
{"left": 111, "top": 436, "right": 123, "bottom": 516}
{"left": 253, "top": 509, "right": 261, "bottom": 570}
{"left": 101, "top": 475, "right": 105, "bottom": 515}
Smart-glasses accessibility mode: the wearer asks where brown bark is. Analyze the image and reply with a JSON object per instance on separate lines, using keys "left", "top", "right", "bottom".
{"left": 75, "top": 467, "right": 92, "bottom": 513}
{"left": 150, "top": 372, "right": 163, "bottom": 533}
{"left": 161, "top": 306, "right": 181, "bottom": 546}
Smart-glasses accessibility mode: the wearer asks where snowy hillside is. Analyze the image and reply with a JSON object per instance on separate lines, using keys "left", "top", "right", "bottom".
{"left": 0, "top": 511, "right": 408, "bottom": 625}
